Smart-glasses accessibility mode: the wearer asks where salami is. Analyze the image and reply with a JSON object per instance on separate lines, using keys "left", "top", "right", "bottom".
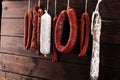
{"left": 90, "top": 0, "right": 102, "bottom": 80}
{"left": 40, "top": 10, "right": 52, "bottom": 57}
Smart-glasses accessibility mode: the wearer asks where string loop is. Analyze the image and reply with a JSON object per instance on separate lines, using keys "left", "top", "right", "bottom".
{"left": 54, "top": 0, "right": 57, "bottom": 16}
{"left": 95, "top": 0, "right": 102, "bottom": 11}
{"left": 47, "top": 0, "right": 49, "bottom": 11}
{"left": 38, "top": 0, "right": 41, "bottom": 7}
{"left": 67, "top": 0, "right": 70, "bottom": 9}
{"left": 28, "top": 0, "right": 31, "bottom": 12}
{"left": 85, "top": 0, "right": 88, "bottom": 13}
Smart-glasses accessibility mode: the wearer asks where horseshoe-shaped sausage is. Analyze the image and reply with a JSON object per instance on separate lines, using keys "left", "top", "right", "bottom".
{"left": 24, "top": 12, "right": 33, "bottom": 50}
{"left": 79, "top": 13, "right": 90, "bottom": 56}
{"left": 55, "top": 8, "right": 78, "bottom": 54}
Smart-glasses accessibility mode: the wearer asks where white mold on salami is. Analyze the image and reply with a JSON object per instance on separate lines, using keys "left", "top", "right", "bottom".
{"left": 40, "top": 11, "right": 51, "bottom": 57}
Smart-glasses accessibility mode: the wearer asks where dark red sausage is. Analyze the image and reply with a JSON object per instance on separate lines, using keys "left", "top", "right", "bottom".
{"left": 24, "top": 12, "right": 33, "bottom": 50}
{"left": 31, "top": 3, "right": 39, "bottom": 50}
{"left": 36, "top": 8, "right": 43, "bottom": 55}
{"left": 55, "top": 8, "right": 78, "bottom": 54}
{"left": 79, "top": 13, "right": 90, "bottom": 56}
{"left": 24, "top": 12, "right": 29, "bottom": 49}
{"left": 52, "top": 16, "right": 58, "bottom": 62}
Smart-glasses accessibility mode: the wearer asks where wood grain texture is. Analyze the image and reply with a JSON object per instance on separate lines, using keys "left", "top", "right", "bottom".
{"left": 0, "top": 70, "right": 44, "bottom": 80}
{"left": 0, "top": 36, "right": 90, "bottom": 64}
{"left": 0, "top": 53, "right": 120, "bottom": 80}
{"left": 1, "top": 36, "right": 120, "bottom": 58}
{"left": 0, "top": 0, "right": 120, "bottom": 80}
{"left": 1, "top": 36, "right": 120, "bottom": 68}
{"left": 0, "top": 53, "right": 90, "bottom": 80}
{"left": 0, "top": 36, "right": 45, "bottom": 58}
{"left": 2, "top": 0, "right": 120, "bottom": 19}
{"left": 1, "top": 19, "right": 24, "bottom": 36}
{"left": 1, "top": 19, "right": 120, "bottom": 44}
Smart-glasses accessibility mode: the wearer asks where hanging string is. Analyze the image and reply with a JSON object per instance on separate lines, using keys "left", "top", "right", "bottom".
{"left": 54, "top": 0, "right": 57, "bottom": 16}
{"left": 47, "top": 0, "right": 49, "bottom": 11}
{"left": 91, "top": 0, "right": 102, "bottom": 35}
{"left": 67, "top": 0, "right": 70, "bottom": 10}
{"left": 85, "top": 0, "right": 88, "bottom": 13}
{"left": 95, "top": 0, "right": 102, "bottom": 11}
{"left": 38, "top": 0, "right": 41, "bottom": 7}
{"left": 28, "top": 0, "right": 30, "bottom": 12}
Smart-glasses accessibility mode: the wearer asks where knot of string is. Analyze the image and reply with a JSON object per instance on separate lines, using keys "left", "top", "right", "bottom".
{"left": 28, "top": 0, "right": 31, "bottom": 12}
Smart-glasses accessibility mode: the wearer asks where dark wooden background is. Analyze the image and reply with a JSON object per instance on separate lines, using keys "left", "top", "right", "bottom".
{"left": 0, "top": 0, "right": 120, "bottom": 80}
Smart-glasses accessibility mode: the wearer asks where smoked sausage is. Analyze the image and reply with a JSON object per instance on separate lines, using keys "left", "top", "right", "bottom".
{"left": 24, "top": 12, "right": 33, "bottom": 50}
{"left": 52, "top": 16, "right": 58, "bottom": 62}
{"left": 79, "top": 13, "right": 90, "bottom": 56}
{"left": 36, "top": 8, "right": 43, "bottom": 55}
{"left": 55, "top": 8, "right": 78, "bottom": 54}
{"left": 31, "top": 3, "right": 39, "bottom": 50}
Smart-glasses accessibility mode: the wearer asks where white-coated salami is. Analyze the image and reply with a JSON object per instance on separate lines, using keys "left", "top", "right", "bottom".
{"left": 40, "top": 11, "right": 51, "bottom": 57}
{"left": 90, "top": 0, "right": 102, "bottom": 80}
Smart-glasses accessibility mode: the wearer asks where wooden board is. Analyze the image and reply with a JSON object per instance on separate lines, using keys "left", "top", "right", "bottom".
{"left": 0, "top": 70, "right": 44, "bottom": 80}
{"left": 1, "top": 36, "right": 120, "bottom": 68}
{"left": 1, "top": 35, "right": 120, "bottom": 58}
{"left": 0, "top": 33, "right": 90, "bottom": 64}
{"left": 0, "top": 53, "right": 90, "bottom": 80}
{"left": 0, "top": 53, "right": 120, "bottom": 80}
{"left": 1, "top": 19, "right": 24, "bottom": 37}
{"left": 2, "top": 0, "right": 120, "bottom": 19}
{"left": 1, "top": 0, "right": 120, "bottom": 80}
{"left": 1, "top": 19, "right": 120, "bottom": 44}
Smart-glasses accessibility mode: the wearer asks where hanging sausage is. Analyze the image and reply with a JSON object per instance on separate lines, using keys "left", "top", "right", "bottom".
{"left": 40, "top": 0, "right": 52, "bottom": 57}
{"left": 31, "top": 3, "right": 39, "bottom": 50}
{"left": 24, "top": 0, "right": 33, "bottom": 50}
{"left": 52, "top": 0, "right": 58, "bottom": 62}
{"left": 36, "top": 0, "right": 43, "bottom": 55}
{"left": 30, "top": 1, "right": 43, "bottom": 55}
{"left": 54, "top": 0, "right": 78, "bottom": 54}
{"left": 79, "top": 0, "right": 90, "bottom": 56}
{"left": 90, "top": 0, "right": 102, "bottom": 80}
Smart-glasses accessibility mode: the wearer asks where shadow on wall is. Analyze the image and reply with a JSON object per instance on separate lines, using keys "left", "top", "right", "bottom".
{"left": 0, "top": 0, "right": 2, "bottom": 33}
{"left": 0, "top": 0, "right": 2, "bottom": 48}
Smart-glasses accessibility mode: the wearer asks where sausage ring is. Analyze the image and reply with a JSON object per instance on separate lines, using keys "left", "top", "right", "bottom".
{"left": 55, "top": 8, "right": 78, "bottom": 54}
{"left": 79, "top": 13, "right": 90, "bottom": 56}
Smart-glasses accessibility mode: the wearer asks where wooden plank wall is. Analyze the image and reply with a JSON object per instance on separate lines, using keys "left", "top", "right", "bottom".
{"left": 0, "top": 0, "right": 120, "bottom": 80}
